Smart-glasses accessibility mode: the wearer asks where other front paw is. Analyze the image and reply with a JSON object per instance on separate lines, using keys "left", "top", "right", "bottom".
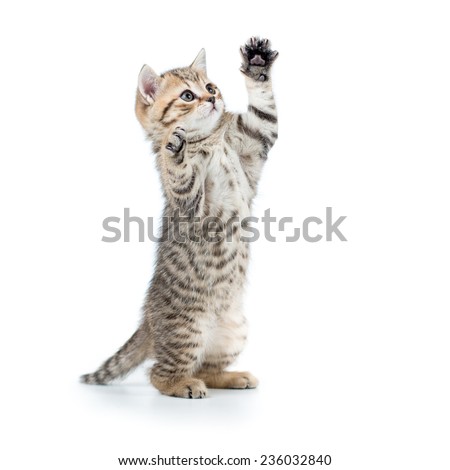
{"left": 165, "top": 126, "right": 186, "bottom": 154}
{"left": 240, "top": 37, "right": 279, "bottom": 82}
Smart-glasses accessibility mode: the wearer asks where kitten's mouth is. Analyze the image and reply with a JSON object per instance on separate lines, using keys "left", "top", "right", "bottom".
{"left": 206, "top": 105, "right": 217, "bottom": 116}
{"left": 199, "top": 102, "right": 221, "bottom": 119}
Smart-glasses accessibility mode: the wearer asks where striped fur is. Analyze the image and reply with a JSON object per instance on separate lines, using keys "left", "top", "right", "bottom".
{"left": 81, "top": 38, "right": 278, "bottom": 398}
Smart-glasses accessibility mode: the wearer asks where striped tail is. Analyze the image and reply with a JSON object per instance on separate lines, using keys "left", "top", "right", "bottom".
{"left": 80, "top": 326, "right": 150, "bottom": 385}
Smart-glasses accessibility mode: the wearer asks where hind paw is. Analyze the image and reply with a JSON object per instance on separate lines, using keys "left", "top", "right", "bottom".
{"left": 152, "top": 375, "right": 208, "bottom": 399}
{"left": 199, "top": 371, "right": 259, "bottom": 389}
{"left": 172, "top": 379, "right": 207, "bottom": 399}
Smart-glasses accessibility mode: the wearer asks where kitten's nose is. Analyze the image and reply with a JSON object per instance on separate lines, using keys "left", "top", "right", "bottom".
{"left": 207, "top": 96, "right": 215, "bottom": 104}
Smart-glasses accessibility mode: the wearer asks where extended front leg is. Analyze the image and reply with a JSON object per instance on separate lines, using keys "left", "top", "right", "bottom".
{"left": 161, "top": 126, "right": 206, "bottom": 215}
{"left": 239, "top": 37, "right": 279, "bottom": 152}
{"left": 233, "top": 38, "right": 279, "bottom": 190}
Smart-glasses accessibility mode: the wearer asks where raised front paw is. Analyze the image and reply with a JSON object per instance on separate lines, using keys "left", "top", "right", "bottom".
{"left": 165, "top": 126, "right": 186, "bottom": 154}
{"left": 240, "top": 37, "right": 279, "bottom": 82}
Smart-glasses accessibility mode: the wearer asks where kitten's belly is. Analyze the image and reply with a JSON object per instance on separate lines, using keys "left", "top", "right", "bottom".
{"left": 200, "top": 144, "right": 251, "bottom": 360}
{"left": 187, "top": 236, "right": 248, "bottom": 365}
{"left": 202, "top": 305, "right": 248, "bottom": 363}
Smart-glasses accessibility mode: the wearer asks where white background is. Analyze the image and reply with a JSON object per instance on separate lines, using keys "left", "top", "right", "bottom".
{"left": 1, "top": 1, "right": 449, "bottom": 469}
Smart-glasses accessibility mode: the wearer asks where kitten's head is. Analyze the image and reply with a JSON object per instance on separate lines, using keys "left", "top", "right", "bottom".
{"left": 136, "top": 49, "right": 225, "bottom": 139}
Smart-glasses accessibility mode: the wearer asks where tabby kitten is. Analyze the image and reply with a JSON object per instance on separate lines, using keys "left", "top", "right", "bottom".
{"left": 81, "top": 37, "right": 278, "bottom": 398}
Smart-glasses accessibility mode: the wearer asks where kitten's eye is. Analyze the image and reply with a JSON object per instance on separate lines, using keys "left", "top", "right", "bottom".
{"left": 206, "top": 84, "right": 216, "bottom": 95}
{"left": 180, "top": 90, "right": 195, "bottom": 102}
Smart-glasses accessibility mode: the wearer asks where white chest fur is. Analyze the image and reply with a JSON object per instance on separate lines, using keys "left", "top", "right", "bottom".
{"left": 205, "top": 145, "right": 253, "bottom": 220}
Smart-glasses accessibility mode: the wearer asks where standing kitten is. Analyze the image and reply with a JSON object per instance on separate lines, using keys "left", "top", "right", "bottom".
{"left": 81, "top": 38, "right": 278, "bottom": 398}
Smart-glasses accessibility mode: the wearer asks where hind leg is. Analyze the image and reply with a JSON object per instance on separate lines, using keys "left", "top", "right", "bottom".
{"left": 148, "top": 318, "right": 208, "bottom": 399}
{"left": 150, "top": 363, "right": 207, "bottom": 399}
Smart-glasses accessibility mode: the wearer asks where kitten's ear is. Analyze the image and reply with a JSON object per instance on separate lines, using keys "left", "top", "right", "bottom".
{"left": 190, "top": 49, "right": 207, "bottom": 74}
{"left": 138, "top": 65, "right": 161, "bottom": 104}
